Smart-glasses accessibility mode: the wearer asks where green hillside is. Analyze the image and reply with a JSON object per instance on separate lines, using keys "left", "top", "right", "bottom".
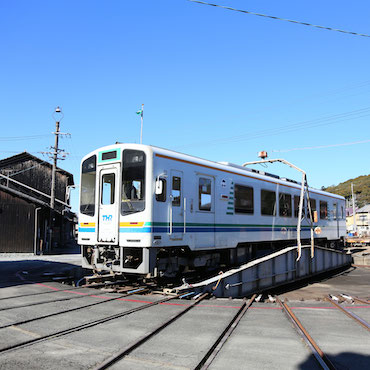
{"left": 323, "top": 174, "right": 370, "bottom": 208}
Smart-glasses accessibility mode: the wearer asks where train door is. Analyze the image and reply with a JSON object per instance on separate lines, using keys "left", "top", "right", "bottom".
{"left": 169, "top": 170, "right": 184, "bottom": 240}
{"left": 98, "top": 166, "right": 120, "bottom": 243}
{"left": 195, "top": 175, "right": 215, "bottom": 248}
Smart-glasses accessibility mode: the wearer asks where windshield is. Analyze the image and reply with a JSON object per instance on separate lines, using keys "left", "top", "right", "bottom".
{"left": 121, "top": 150, "right": 145, "bottom": 215}
{"left": 80, "top": 155, "right": 96, "bottom": 216}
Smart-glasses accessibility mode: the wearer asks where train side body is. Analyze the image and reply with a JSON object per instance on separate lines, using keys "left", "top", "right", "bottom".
{"left": 78, "top": 144, "right": 346, "bottom": 276}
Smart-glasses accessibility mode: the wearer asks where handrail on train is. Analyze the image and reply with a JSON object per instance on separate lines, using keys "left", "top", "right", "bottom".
{"left": 242, "top": 158, "right": 315, "bottom": 261}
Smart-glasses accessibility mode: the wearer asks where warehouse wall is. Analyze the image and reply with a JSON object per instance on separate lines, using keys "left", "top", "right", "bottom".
{"left": 0, "top": 190, "right": 35, "bottom": 253}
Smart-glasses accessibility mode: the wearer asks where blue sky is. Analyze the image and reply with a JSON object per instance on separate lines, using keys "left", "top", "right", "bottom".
{"left": 1, "top": 0, "right": 369, "bottom": 212}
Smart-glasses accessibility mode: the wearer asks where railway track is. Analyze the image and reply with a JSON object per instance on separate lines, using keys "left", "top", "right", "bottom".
{"left": 0, "top": 291, "right": 189, "bottom": 355}
{"left": 0, "top": 285, "right": 88, "bottom": 302}
{"left": 89, "top": 291, "right": 370, "bottom": 370}
{"left": 326, "top": 296, "right": 370, "bottom": 331}
{"left": 0, "top": 287, "right": 147, "bottom": 330}
{"left": 0, "top": 279, "right": 369, "bottom": 369}
{"left": 0, "top": 271, "right": 163, "bottom": 312}
{"left": 0, "top": 280, "right": 157, "bottom": 312}
{"left": 0, "top": 290, "right": 108, "bottom": 312}
{"left": 195, "top": 294, "right": 257, "bottom": 370}
{"left": 94, "top": 292, "right": 209, "bottom": 370}
{"left": 277, "top": 297, "right": 336, "bottom": 370}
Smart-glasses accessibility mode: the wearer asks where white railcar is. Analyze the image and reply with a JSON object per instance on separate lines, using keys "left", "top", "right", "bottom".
{"left": 78, "top": 143, "right": 346, "bottom": 277}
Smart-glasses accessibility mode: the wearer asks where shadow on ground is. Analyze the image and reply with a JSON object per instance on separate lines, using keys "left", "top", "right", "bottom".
{"left": 299, "top": 351, "right": 370, "bottom": 369}
{"left": 0, "top": 259, "right": 85, "bottom": 289}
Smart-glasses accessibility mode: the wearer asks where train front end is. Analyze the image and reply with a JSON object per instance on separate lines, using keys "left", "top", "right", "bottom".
{"left": 78, "top": 144, "right": 155, "bottom": 276}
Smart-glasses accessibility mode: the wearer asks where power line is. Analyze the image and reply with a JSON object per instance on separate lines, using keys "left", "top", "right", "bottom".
{"left": 272, "top": 139, "right": 370, "bottom": 153}
{"left": 0, "top": 150, "right": 42, "bottom": 154}
{"left": 187, "top": 0, "right": 370, "bottom": 38}
{"left": 175, "top": 106, "right": 370, "bottom": 149}
{"left": 0, "top": 134, "right": 52, "bottom": 142}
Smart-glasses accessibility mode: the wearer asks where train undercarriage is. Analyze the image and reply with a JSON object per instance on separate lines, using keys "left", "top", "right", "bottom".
{"left": 82, "top": 238, "right": 345, "bottom": 282}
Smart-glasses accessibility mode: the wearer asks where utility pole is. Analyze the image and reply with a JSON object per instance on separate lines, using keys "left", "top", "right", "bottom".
{"left": 351, "top": 182, "right": 357, "bottom": 234}
{"left": 45, "top": 106, "right": 69, "bottom": 252}
{"left": 50, "top": 116, "right": 60, "bottom": 209}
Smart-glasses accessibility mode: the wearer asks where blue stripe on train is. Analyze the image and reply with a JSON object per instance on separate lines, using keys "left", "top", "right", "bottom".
{"left": 119, "top": 227, "right": 152, "bottom": 233}
{"left": 78, "top": 228, "right": 96, "bottom": 232}
{"left": 119, "top": 227, "right": 308, "bottom": 233}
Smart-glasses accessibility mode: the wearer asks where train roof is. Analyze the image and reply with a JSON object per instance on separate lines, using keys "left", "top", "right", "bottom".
{"left": 83, "top": 143, "right": 345, "bottom": 201}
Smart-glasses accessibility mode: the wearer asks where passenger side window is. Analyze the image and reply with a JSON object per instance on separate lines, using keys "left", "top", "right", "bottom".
{"left": 308, "top": 199, "right": 316, "bottom": 220}
{"left": 172, "top": 176, "right": 181, "bottom": 206}
{"left": 333, "top": 203, "right": 337, "bottom": 220}
{"left": 235, "top": 185, "right": 253, "bottom": 214}
{"left": 279, "top": 193, "right": 292, "bottom": 217}
{"left": 294, "top": 195, "right": 305, "bottom": 218}
{"left": 199, "top": 178, "right": 212, "bottom": 211}
{"left": 320, "top": 201, "right": 328, "bottom": 219}
{"left": 261, "top": 190, "right": 276, "bottom": 216}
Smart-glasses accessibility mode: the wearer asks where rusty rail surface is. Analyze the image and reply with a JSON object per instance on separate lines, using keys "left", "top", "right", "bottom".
{"left": 276, "top": 297, "right": 336, "bottom": 370}
{"left": 195, "top": 294, "right": 257, "bottom": 370}
{"left": 352, "top": 296, "right": 370, "bottom": 305}
{"left": 326, "top": 296, "right": 370, "bottom": 331}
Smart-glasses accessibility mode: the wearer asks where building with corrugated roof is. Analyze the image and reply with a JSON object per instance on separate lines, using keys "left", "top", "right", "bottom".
{"left": 0, "top": 152, "right": 76, "bottom": 253}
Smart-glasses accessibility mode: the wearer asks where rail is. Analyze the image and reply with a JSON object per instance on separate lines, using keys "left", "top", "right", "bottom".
{"left": 94, "top": 293, "right": 208, "bottom": 370}
{"left": 276, "top": 297, "right": 336, "bottom": 370}
{"left": 0, "top": 293, "right": 183, "bottom": 355}
{"left": 0, "top": 287, "right": 148, "bottom": 330}
{"left": 195, "top": 294, "right": 256, "bottom": 370}
{"left": 326, "top": 296, "right": 370, "bottom": 331}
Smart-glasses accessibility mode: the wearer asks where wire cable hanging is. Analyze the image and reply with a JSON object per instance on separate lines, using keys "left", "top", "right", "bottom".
{"left": 188, "top": 0, "right": 370, "bottom": 38}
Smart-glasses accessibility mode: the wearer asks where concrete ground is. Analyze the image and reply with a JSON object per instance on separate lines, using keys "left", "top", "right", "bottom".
{"left": 288, "top": 301, "right": 370, "bottom": 369}
{"left": 0, "top": 258, "right": 369, "bottom": 369}
{"left": 277, "top": 265, "right": 370, "bottom": 301}
{"left": 349, "top": 245, "right": 370, "bottom": 266}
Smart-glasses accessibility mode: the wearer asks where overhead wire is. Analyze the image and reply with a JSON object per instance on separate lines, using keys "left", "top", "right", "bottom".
{"left": 187, "top": 0, "right": 370, "bottom": 38}
{"left": 272, "top": 139, "right": 370, "bottom": 153}
{"left": 0, "top": 134, "right": 52, "bottom": 142}
{"left": 174, "top": 106, "right": 370, "bottom": 149}
{"left": 0, "top": 151, "right": 41, "bottom": 154}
